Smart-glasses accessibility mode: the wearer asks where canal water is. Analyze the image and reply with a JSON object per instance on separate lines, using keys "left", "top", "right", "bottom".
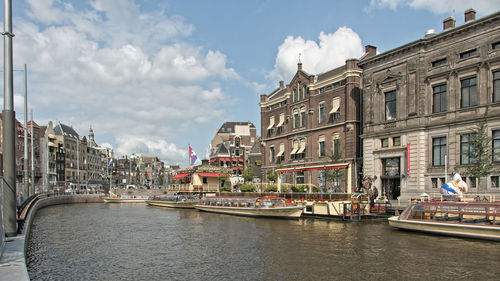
{"left": 27, "top": 203, "right": 499, "bottom": 281}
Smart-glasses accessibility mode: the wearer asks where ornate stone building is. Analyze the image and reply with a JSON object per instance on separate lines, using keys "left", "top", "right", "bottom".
{"left": 260, "top": 60, "right": 362, "bottom": 192}
{"left": 359, "top": 10, "right": 500, "bottom": 200}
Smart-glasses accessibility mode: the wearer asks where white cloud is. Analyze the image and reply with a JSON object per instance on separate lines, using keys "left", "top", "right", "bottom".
{"left": 12, "top": 0, "right": 239, "bottom": 165}
{"left": 271, "top": 27, "right": 364, "bottom": 82}
{"left": 366, "top": 0, "right": 500, "bottom": 15}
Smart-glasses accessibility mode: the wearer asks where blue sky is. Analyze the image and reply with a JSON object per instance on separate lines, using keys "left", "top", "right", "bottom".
{"left": 2, "top": 0, "right": 499, "bottom": 166}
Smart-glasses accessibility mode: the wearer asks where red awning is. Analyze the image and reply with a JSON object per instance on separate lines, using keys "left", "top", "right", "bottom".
{"left": 239, "top": 167, "right": 243, "bottom": 170}
{"left": 238, "top": 158, "right": 243, "bottom": 162}
{"left": 232, "top": 158, "right": 237, "bottom": 161}
{"left": 232, "top": 167, "right": 237, "bottom": 170}
{"left": 225, "top": 158, "right": 230, "bottom": 161}
{"left": 209, "top": 158, "right": 216, "bottom": 162}
{"left": 198, "top": 172, "right": 223, "bottom": 177}
{"left": 277, "top": 165, "right": 348, "bottom": 174}
{"left": 171, "top": 173, "right": 191, "bottom": 180}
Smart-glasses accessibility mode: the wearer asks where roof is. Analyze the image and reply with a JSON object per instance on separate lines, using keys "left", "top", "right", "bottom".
{"left": 217, "top": 121, "right": 255, "bottom": 134}
{"left": 54, "top": 122, "right": 80, "bottom": 139}
{"left": 315, "top": 65, "right": 346, "bottom": 83}
{"left": 358, "top": 11, "right": 500, "bottom": 66}
{"left": 211, "top": 143, "right": 230, "bottom": 158}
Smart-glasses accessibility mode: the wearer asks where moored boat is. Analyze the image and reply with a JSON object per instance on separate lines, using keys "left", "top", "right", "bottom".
{"left": 195, "top": 196, "right": 303, "bottom": 219}
{"left": 388, "top": 201, "right": 500, "bottom": 241}
{"left": 146, "top": 194, "right": 199, "bottom": 209}
{"left": 103, "top": 194, "right": 150, "bottom": 203}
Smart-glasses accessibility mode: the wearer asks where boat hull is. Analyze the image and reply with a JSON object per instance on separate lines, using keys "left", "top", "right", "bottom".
{"left": 195, "top": 205, "right": 303, "bottom": 219}
{"left": 103, "top": 197, "right": 147, "bottom": 203}
{"left": 388, "top": 216, "right": 500, "bottom": 241}
{"left": 146, "top": 200, "right": 198, "bottom": 209}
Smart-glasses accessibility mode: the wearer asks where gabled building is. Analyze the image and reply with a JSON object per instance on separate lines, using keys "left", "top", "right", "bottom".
{"left": 358, "top": 9, "right": 500, "bottom": 200}
{"left": 260, "top": 60, "right": 362, "bottom": 192}
{"left": 209, "top": 121, "right": 257, "bottom": 177}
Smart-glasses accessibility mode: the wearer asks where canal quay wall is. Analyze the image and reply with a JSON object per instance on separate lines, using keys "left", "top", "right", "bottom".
{"left": 0, "top": 194, "right": 103, "bottom": 281}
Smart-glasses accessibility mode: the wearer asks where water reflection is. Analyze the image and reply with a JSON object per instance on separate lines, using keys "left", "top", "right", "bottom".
{"left": 27, "top": 204, "right": 500, "bottom": 281}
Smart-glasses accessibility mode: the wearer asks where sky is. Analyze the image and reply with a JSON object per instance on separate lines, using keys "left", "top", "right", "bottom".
{"left": 1, "top": 0, "right": 499, "bottom": 167}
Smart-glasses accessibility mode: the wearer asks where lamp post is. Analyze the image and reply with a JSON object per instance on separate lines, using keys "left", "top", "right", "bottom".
{"left": 2, "top": 0, "right": 17, "bottom": 236}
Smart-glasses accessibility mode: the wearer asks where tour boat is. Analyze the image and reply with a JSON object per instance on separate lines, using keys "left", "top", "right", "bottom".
{"left": 388, "top": 201, "right": 500, "bottom": 241}
{"left": 194, "top": 196, "right": 304, "bottom": 219}
{"left": 146, "top": 194, "right": 199, "bottom": 209}
{"left": 102, "top": 194, "right": 150, "bottom": 203}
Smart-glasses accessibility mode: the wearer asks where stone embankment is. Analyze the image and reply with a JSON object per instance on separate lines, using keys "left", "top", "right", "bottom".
{"left": 0, "top": 194, "right": 103, "bottom": 281}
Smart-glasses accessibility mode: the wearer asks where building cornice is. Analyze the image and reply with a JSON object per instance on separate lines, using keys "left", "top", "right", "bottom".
{"left": 309, "top": 70, "right": 362, "bottom": 90}
{"left": 259, "top": 92, "right": 291, "bottom": 108}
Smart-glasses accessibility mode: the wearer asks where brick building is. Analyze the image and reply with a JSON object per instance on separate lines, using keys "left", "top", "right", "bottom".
{"left": 359, "top": 10, "right": 500, "bottom": 200}
{"left": 260, "top": 60, "right": 362, "bottom": 192}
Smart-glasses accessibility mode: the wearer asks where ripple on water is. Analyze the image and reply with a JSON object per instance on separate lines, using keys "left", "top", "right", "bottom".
{"left": 27, "top": 204, "right": 500, "bottom": 281}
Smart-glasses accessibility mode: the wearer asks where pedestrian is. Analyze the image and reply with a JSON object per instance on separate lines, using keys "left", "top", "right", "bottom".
{"left": 370, "top": 187, "right": 378, "bottom": 208}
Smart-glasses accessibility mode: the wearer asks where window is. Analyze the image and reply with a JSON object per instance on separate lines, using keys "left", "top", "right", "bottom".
{"left": 296, "top": 171, "right": 305, "bottom": 184}
{"left": 385, "top": 90, "right": 397, "bottom": 120}
{"left": 203, "top": 177, "right": 208, "bottom": 184}
{"left": 493, "top": 42, "right": 500, "bottom": 50}
{"left": 381, "top": 138, "right": 389, "bottom": 148}
{"left": 393, "top": 136, "right": 401, "bottom": 146}
{"left": 319, "top": 87, "right": 326, "bottom": 94}
{"left": 333, "top": 137, "right": 341, "bottom": 158}
{"left": 293, "top": 109, "right": 299, "bottom": 129}
{"left": 433, "top": 84, "right": 447, "bottom": 113}
{"left": 491, "top": 176, "right": 500, "bottom": 188}
{"left": 469, "top": 177, "right": 477, "bottom": 188}
{"left": 432, "top": 137, "right": 446, "bottom": 166}
{"left": 269, "top": 146, "right": 275, "bottom": 163}
{"left": 494, "top": 71, "right": 500, "bottom": 102}
{"left": 431, "top": 178, "right": 438, "bottom": 189}
{"left": 298, "top": 82, "right": 301, "bottom": 100}
{"left": 461, "top": 77, "right": 477, "bottom": 108}
{"left": 460, "top": 49, "right": 477, "bottom": 59}
{"left": 318, "top": 171, "right": 326, "bottom": 188}
{"left": 319, "top": 102, "right": 326, "bottom": 123}
{"left": 293, "top": 89, "right": 297, "bottom": 102}
{"left": 303, "top": 85, "right": 307, "bottom": 99}
{"left": 432, "top": 58, "right": 447, "bottom": 67}
{"left": 333, "top": 172, "right": 341, "bottom": 188}
{"left": 461, "top": 133, "right": 476, "bottom": 164}
{"left": 493, "top": 130, "right": 500, "bottom": 162}
{"left": 319, "top": 136, "right": 326, "bottom": 157}
{"left": 300, "top": 107, "right": 306, "bottom": 127}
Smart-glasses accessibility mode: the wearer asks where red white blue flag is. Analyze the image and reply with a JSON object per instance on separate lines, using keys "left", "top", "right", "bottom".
{"left": 189, "top": 145, "right": 197, "bottom": 166}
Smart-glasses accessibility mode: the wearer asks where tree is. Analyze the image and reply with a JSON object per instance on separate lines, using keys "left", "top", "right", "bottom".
{"left": 463, "top": 116, "right": 498, "bottom": 181}
{"left": 324, "top": 153, "right": 344, "bottom": 192}
{"left": 242, "top": 165, "right": 254, "bottom": 183}
{"left": 266, "top": 169, "right": 277, "bottom": 183}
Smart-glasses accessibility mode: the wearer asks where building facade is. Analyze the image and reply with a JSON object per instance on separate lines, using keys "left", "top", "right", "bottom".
{"left": 359, "top": 10, "right": 500, "bottom": 200}
{"left": 209, "top": 122, "right": 257, "bottom": 178}
{"left": 260, "top": 61, "right": 362, "bottom": 192}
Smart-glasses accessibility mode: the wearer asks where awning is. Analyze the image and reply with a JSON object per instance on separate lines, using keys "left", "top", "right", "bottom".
{"left": 225, "top": 158, "right": 231, "bottom": 161}
{"left": 198, "top": 172, "right": 223, "bottom": 177}
{"left": 329, "top": 97, "right": 340, "bottom": 114}
{"left": 209, "top": 158, "right": 216, "bottom": 162}
{"left": 171, "top": 173, "right": 191, "bottom": 180}
{"left": 267, "top": 116, "right": 275, "bottom": 130}
{"left": 276, "top": 113, "right": 285, "bottom": 127}
{"left": 277, "top": 165, "right": 348, "bottom": 174}
{"left": 232, "top": 158, "right": 237, "bottom": 161}
{"left": 238, "top": 158, "right": 244, "bottom": 162}
{"left": 276, "top": 143, "right": 284, "bottom": 157}
{"left": 296, "top": 140, "right": 306, "bottom": 154}
{"left": 290, "top": 141, "right": 299, "bottom": 155}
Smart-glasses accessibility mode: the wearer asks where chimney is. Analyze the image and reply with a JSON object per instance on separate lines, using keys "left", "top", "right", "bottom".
{"left": 365, "top": 45, "right": 377, "bottom": 58}
{"left": 298, "top": 62, "right": 302, "bottom": 71}
{"left": 443, "top": 16, "right": 455, "bottom": 30}
{"left": 464, "top": 8, "right": 476, "bottom": 23}
{"left": 279, "top": 80, "right": 284, "bottom": 89}
{"left": 260, "top": 94, "right": 267, "bottom": 103}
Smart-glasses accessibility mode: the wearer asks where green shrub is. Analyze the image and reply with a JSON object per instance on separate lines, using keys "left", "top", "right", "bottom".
{"left": 239, "top": 184, "right": 256, "bottom": 192}
{"left": 219, "top": 185, "right": 231, "bottom": 192}
{"left": 281, "top": 186, "right": 292, "bottom": 193}
{"left": 265, "top": 185, "right": 278, "bottom": 192}
{"left": 311, "top": 186, "right": 321, "bottom": 193}
{"left": 292, "top": 185, "right": 308, "bottom": 192}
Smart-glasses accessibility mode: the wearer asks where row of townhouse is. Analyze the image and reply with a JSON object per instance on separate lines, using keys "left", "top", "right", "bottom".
{"left": 0, "top": 116, "right": 169, "bottom": 193}
{"left": 260, "top": 9, "right": 500, "bottom": 200}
